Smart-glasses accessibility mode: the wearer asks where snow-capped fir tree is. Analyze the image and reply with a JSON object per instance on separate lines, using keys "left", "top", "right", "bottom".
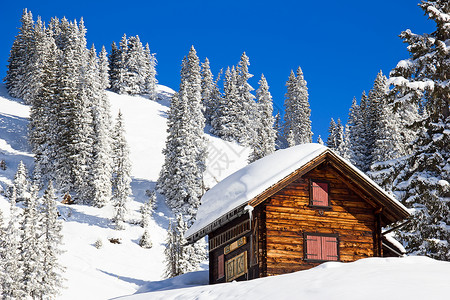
{"left": 5, "top": 8, "right": 34, "bottom": 100}
{"left": 143, "top": 43, "right": 158, "bottom": 100}
{"left": 28, "top": 21, "right": 59, "bottom": 186}
{"left": 248, "top": 74, "right": 276, "bottom": 163}
{"left": 327, "top": 118, "right": 346, "bottom": 156}
{"left": 21, "top": 185, "right": 45, "bottom": 298}
{"left": 389, "top": 0, "right": 450, "bottom": 260}
{"left": 124, "top": 35, "right": 146, "bottom": 94}
{"left": 111, "top": 111, "right": 132, "bottom": 230}
{"left": 87, "top": 45, "right": 113, "bottom": 207}
{"left": 163, "top": 220, "right": 179, "bottom": 278}
{"left": 273, "top": 112, "right": 285, "bottom": 149}
{"left": 326, "top": 118, "right": 338, "bottom": 149}
{"left": 2, "top": 187, "right": 25, "bottom": 299}
{"left": 40, "top": 181, "right": 65, "bottom": 299}
{"left": 283, "top": 67, "right": 312, "bottom": 145}
{"left": 347, "top": 92, "right": 368, "bottom": 171}
{"left": 317, "top": 135, "right": 324, "bottom": 145}
{"left": 98, "top": 45, "right": 110, "bottom": 90}
{"left": 139, "top": 197, "right": 154, "bottom": 249}
{"left": 210, "top": 66, "right": 241, "bottom": 141}
{"left": 53, "top": 18, "right": 94, "bottom": 203}
{"left": 236, "top": 52, "right": 256, "bottom": 145}
{"left": 108, "top": 41, "right": 121, "bottom": 91}
{"left": 201, "top": 58, "right": 215, "bottom": 125}
{"left": 114, "top": 34, "right": 129, "bottom": 94}
{"left": 158, "top": 46, "right": 207, "bottom": 222}
{"left": 176, "top": 215, "right": 206, "bottom": 274}
{"left": 14, "top": 160, "right": 30, "bottom": 202}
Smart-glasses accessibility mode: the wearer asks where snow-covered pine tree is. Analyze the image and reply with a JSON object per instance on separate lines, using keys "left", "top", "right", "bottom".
{"left": 348, "top": 92, "right": 368, "bottom": 171}
{"left": 5, "top": 8, "right": 35, "bottom": 100}
{"left": 40, "top": 181, "right": 65, "bottom": 299}
{"left": 210, "top": 66, "right": 241, "bottom": 142}
{"left": 21, "top": 185, "right": 45, "bottom": 298}
{"left": 176, "top": 215, "right": 206, "bottom": 275}
{"left": 2, "top": 187, "right": 25, "bottom": 299}
{"left": 87, "top": 45, "right": 113, "bottom": 207}
{"left": 139, "top": 197, "right": 153, "bottom": 248}
{"left": 143, "top": 43, "right": 158, "bottom": 100}
{"left": 125, "top": 35, "right": 147, "bottom": 94}
{"left": 248, "top": 74, "right": 276, "bottom": 163}
{"left": 28, "top": 21, "right": 60, "bottom": 187}
{"left": 201, "top": 58, "right": 215, "bottom": 125}
{"left": 236, "top": 52, "right": 256, "bottom": 145}
{"left": 158, "top": 46, "right": 207, "bottom": 222}
{"left": 111, "top": 111, "right": 132, "bottom": 230}
{"left": 389, "top": 0, "right": 450, "bottom": 260}
{"left": 317, "top": 135, "right": 324, "bottom": 145}
{"left": 108, "top": 41, "right": 121, "bottom": 91}
{"left": 114, "top": 34, "right": 129, "bottom": 94}
{"left": 273, "top": 112, "right": 285, "bottom": 149}
{"left": 283, "top": 67, "right": 312, "bottom": 145}
{"left": 14, "top": 161, "right": 30, "bottom": 202}
{"left": 99, "top": 45, "right": 110, "bottom": 90}
{"left": 53, "top": 19, "right": 94, "bottom": 203}
{"left": 163, "top": 220, "right": 179, "bottom": 278}
{"left": 326, "top": 118, "right": 337, "bottom": 149}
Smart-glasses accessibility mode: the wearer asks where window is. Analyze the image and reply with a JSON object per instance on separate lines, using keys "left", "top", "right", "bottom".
{"left": 310, "top": 180, "right": 329, "bottom": 207}
{"left": 304, "top": 233, "right": 339, "bottom": 261}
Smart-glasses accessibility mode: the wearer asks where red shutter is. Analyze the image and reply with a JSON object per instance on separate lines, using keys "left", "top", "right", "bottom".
{"left": 306, "top": 235, "right": 321, "bottom": 260}
{"left": 321, "top": 236, "right": 338, "bottom": 261}
{"left": 312, "top": 181, "right": 329, "bottom": 206}
{"left": 218, "top": 254, "right": 224, "bottom": 279}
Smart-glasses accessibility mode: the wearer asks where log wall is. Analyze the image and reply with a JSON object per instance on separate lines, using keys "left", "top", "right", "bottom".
{"left": 264, "top": 164, "right": 379, "bottom": 276}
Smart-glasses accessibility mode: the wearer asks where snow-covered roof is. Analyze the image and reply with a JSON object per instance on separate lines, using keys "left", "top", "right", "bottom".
{"left": 186, "top": 143, "right": 410, "bottom": 241}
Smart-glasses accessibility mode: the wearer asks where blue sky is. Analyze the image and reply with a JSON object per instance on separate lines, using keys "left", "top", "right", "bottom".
{"left": 0, "top": 0, "right": 435, "bottom": 140}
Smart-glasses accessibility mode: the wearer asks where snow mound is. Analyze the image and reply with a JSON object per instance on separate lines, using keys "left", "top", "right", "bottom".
{"left": 117, "top": 256, "right": 450, "bottom": 300}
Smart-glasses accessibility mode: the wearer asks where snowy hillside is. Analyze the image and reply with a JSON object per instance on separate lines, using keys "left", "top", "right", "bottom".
{"left": 0, "top": 83, "right": 250, "bottom": 299}
{"left": 119, "top": 256, "right": 450, "bottom": 300}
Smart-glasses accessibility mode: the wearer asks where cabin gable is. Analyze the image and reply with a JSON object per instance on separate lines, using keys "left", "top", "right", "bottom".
{"left": 263, "top": 162, "right": 381, "bottom": 276}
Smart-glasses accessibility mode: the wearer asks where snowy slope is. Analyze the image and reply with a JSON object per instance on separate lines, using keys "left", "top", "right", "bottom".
{"left": 119, "top": 256, "right": 450, "bottom": 300}
{"left": 0, "top": 83, "right": 250, "bottom": 300}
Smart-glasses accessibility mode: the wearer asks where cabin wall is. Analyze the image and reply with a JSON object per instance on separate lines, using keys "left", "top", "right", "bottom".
{"left": 264, "top": 164, "right": 379, "bottom": 276}
{"left": 208, "top": 212, "right": 261, "bottom": 284}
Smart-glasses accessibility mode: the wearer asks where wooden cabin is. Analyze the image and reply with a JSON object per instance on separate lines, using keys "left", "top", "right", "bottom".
{"left": 185, "top": 144, "right": 410, "bottom": 284}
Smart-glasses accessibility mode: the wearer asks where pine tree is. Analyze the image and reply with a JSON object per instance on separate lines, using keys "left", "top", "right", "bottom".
{"left": 108, "top": 41, "right": 121, "bottom": 91}
{"left": 5, "top": 8, "right": 35, "bottom": 100}
{"left": 87, "top": 45, "right": 113, "bottom": 207}
{"left": 28, "top": 23, "right": 59, "bottom": 186}
{"left": 125, "top": 35, "right": 147, "bottom": 94}
{"left": 112, "top": 111, "right": 132, "bottom": 230}
{"left": 2, "top": 188, "right": 25, "bottom": 299}
{"left": 21, "top": 185, "right": 44, "bottom": 298}
{"left": 317, "top": 135, "right": 324, "bottom": 145}
{"left": 40, "top": 181, "right": 65, "bottom": 298}
{"left": 348, "top": 92, "right": 368, "bottom": 171}
{"left": 236, "top": 52, "right": 256, "bottom": 145}
{"left": 98, "top": 45, "right": 110, "bottom": 90}
{"left": 158, "top": 46, "right": 207, "bottom": 222}
{"left": 326, "top": 118, "right": 338, "bottom": 149}
{"left": 210, "top": 66, "right": 240, "bottom": 142}
{"left": 14, "top": 161, "right": 30, "bottom": 202}
{"left": 249, "top": 74, "right": 276, "bottom": 163}
{"left": 283, "top": 67, "right": 312, "bottom": 145}
{"left": 390, "top": 0, "right": 450, "bottom": 260}
{"left": 139, "top": 197, "right": 153, "bottom": 249}
{"left": 201, "top": 58, "right": 215, "bottom": 125}
{"left": 163, "top": 220, "right": 179, "bottom": 278}
{"left": 144, "top": 43, "right": 158, "bottom": 100}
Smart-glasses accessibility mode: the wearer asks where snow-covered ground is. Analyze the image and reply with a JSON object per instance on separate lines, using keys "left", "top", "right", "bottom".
{"left": 1, "top": 83, "right": 449, "bottom": 300}
{"left": 0, "top": 83, "right": 249, "bottom": 299}
{"left": 118, "top": 256, "right": 450, "bottom": 300}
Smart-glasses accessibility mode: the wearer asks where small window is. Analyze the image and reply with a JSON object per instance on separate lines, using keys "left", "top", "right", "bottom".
{"left": 310, "top": 180, "right": 329, "bottom": 207}
{"left": 305, "top": 233, "right": 339, "bottom": 261}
